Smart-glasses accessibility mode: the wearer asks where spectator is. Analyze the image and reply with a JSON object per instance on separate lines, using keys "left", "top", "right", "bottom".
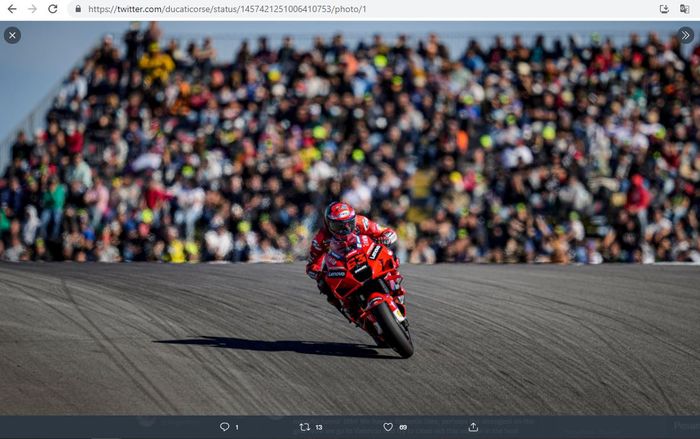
{"left": 56, "top": 69, "right": 88, "bottom": 106}
{"left": 65, "top": 153, "right": 93, "bottom": 189}
{"left": 625, "top": 174, "right": 651, "bottom": 229}
{"left": 138, "top": 42, "right": 175, "bottom": 85}
{"left": 10, "top": 131, "right": 34, "bottom": 162}
{"left": 409, "top": 238, "right": 437, "bottom": 264}
{"left": 204, "top": 221, "right": 234, "bottom": 261}
{"left": 39, "top": 177, "right": 66, "bottom": 241}
{"left": 173, "top": 179, "right": 205, "bottom": 241}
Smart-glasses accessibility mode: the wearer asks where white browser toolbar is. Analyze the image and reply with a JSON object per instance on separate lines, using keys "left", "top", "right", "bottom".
{"left": 1, "top": 0, "right": 699, "bottom": 21}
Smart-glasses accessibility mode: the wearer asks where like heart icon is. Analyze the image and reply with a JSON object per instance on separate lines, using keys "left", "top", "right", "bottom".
{"left": 383, "top": 423, "right": 394, "bottom": 432}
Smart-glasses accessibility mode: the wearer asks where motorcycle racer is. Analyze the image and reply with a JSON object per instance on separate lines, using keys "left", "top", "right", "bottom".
{"left": 306, "top": 201, "right": 397, "bottom": 280}
{"left": 306, "top": 202, "right": 405, "bottom": 346}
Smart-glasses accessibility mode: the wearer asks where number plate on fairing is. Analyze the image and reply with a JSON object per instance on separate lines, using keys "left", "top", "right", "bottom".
{"left": 351, "top": 263, "right": 372, "bottom": 282}
{"left": 345, "top": 253, "right": 371, "bottom": 282}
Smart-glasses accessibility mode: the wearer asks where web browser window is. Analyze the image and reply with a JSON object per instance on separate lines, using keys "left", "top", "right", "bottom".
{"left": 0, "top": 1, "right": 699, "bottom": 439}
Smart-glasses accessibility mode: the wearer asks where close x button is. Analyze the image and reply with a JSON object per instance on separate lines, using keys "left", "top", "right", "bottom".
{"left": 4, "top": 26, "right": 22, "bottom": 44}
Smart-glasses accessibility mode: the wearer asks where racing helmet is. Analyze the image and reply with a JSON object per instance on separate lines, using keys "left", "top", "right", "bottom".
{"left": 324, "top": 202, "right": 357, "bottom": 238}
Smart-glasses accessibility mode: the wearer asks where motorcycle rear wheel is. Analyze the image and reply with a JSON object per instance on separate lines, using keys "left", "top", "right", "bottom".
{"left": 372, "top": 302, "right": 414, "bottom": 358}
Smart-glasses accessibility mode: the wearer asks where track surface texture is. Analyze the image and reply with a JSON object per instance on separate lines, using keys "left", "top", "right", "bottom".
{"left": 0, "top": 263, "right": 699, "bottom": 415}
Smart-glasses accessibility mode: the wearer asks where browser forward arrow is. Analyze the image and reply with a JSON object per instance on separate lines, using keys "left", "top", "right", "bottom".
{"left": 29, "top": 4, "right": 37, "bottom": 12}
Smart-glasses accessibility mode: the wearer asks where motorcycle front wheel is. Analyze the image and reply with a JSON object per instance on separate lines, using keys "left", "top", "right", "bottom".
{"left": 372, "top": 301, "right": 414, "bottom": 358}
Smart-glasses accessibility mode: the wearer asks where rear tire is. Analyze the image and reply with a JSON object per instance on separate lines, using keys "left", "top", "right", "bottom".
{"left": 372, "top": 302, "right": 414, "bottom": 358}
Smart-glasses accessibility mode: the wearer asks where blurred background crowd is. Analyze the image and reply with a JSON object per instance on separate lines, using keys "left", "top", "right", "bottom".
{"left": 1, "top": 22, "right": 699, "bottom": 263}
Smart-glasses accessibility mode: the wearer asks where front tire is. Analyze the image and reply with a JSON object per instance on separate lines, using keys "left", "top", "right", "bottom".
{"left": 372, "top": 302, "right": 414, "bottom": 358}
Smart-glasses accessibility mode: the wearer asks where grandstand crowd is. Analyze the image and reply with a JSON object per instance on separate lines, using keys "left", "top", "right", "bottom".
{"left": 1, "top": 22, "right": 699, "bottom": 263}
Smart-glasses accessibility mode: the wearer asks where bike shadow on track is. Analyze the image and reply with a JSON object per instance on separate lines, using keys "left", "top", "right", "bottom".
{"left": 154, "top": 336, "right": 398, "bottom": 359}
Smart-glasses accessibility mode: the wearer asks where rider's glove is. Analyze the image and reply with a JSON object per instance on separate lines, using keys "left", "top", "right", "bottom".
{"left": 377, "top": 229, "right": 398, "bottom": 247}
{"left": 307, "top": 267, "right": 322, "bottom": 281}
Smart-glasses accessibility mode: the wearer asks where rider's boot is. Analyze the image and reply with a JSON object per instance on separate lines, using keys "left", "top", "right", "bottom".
{"left": 319, "top": 281, "right": 353, "bottom": 324}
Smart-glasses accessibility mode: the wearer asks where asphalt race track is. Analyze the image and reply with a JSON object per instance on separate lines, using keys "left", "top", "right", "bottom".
{"left": 0, "top": 263, "right": 699, "bottom": 415}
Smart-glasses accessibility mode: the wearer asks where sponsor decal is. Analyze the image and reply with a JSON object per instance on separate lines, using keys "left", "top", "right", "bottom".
{"left": 369, "top": 244, "right": 382, "bottom": 260}
{"left": 393, "top": 308, "right": 406, "bottom": 322}
{"left": 330, "top": 250, "right": 345, "bottom": 261}
{"left": 327, "top": 269, "right": 346, "bottom": 278}
{"left": 311, "top": 240, "right": 322, "bottom": 250}
{"left": 354, "top": 264, "right": 368, "bottom": 273}
{"left": 352, "top": 262, "right": 371, "bottom": 281}
{"left": 362, "top": 217, "right": 369, "bottom": 229}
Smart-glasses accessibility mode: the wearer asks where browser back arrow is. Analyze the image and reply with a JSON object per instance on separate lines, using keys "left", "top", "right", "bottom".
{"left": 8, "top": 4, "right": 17, "bottom": 13}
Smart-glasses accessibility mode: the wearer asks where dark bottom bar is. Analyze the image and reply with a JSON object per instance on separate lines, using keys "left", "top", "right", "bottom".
{"left": 0, "top": 416, "right": 699, "bottom": 439}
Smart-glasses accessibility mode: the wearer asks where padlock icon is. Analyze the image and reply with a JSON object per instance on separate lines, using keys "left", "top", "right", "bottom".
{"left": 75, "top": 4, "right": 81, "bottom": 12}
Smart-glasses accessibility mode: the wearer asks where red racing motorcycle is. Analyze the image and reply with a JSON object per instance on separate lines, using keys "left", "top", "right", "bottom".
{"left": 321, "top": 235, "right": 414, "bottom": 358}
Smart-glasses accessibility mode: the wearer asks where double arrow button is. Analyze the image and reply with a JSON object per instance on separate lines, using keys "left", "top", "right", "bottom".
{"left": 678, "top": 26, "right": 695, "bottom": 44}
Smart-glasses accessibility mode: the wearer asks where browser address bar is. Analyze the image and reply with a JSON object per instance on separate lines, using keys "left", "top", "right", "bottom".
{"left": 6, "top": 0, "right": 698, "bottom": 20}
{"left": 72, "top": 2, "right": 369, "bottom": 18}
